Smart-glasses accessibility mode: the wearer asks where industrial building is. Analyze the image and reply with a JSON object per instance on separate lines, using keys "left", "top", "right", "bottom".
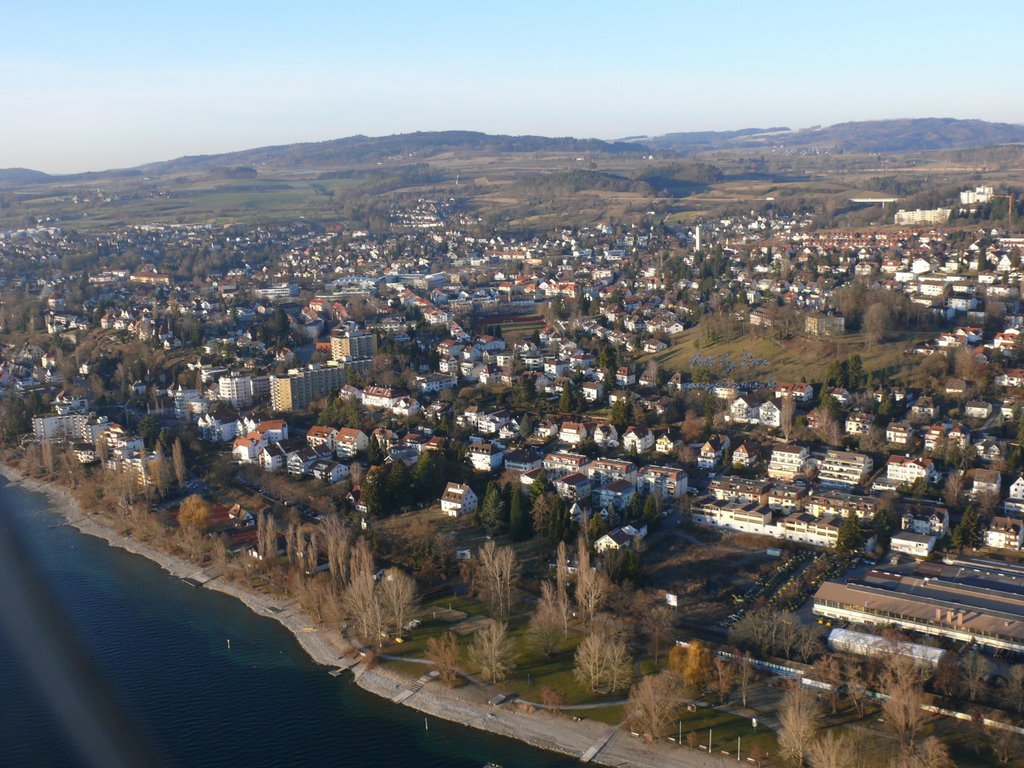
{"left": 813, "top": 563, "right": 1024, "bottom": 653}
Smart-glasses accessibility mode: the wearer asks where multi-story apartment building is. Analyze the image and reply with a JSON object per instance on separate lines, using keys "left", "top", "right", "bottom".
{"left": 818, "top": 450, "right": 873, "bottom": 488}
{"left": 709, "top": 477, "right": 771, "bottom": 506}
{"left": 330, "top": 330, "right": 377, "bottom": 360}
{"left": 806, "top": 489, "right": 879, "bottom": 520}
{"left": 270, "top": 362, "right": 347, "bottom": 412}
{"left": 218, "top": 373, "right": 254, "bottom": 408}
{"left": 767, "top": 443, "right": 809, "bottom": 481}
{"left": 636, "top": 465, "right": 687, "bottom": 500}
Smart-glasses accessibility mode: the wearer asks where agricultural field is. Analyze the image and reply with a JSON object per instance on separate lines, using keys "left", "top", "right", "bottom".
{"left": 640, "top": 326, "right": 934, "bottom": 384}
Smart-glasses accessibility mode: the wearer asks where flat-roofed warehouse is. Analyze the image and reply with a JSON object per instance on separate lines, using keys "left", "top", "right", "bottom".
{"left": 813, "top": 567, "right": 1024, "bottom": 653}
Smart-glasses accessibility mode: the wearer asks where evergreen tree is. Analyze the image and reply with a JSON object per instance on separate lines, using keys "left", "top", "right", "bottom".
{"left": 835, "top": 511, "right": 864, "bottom": 553}
{"left": 627, "top": 492, "right": 643, "bottom": 523}
{"left": 139, "top": 414, "right": 160, "bottom": 449}
{"left": 952, "top": 506, "right": 980, "bottom": 550}
{"left": 388, "top": 460, "right": 411, "bottom": 511}
{"left": 642, "top": 494, "right": 660, "bottom": 529}
{"left": 610, "top": 397, "right": 630, "bottom": 432}
{"left": 530, "top": 469, "right": 550, "bottom": 500}
{"left": 558, "top": 382, "right": 574, "bottom": 413}
{"left": 413, "top": 451, "right": 441, "bottom": 503}
{"left": 509, "top": 485, "right": 532, "bottom": 541}
{"left": 361, "top": 469, "right": 385, "bottom": 519}
{"left": 481, "top": 481, "right": 508, "bottom": 535}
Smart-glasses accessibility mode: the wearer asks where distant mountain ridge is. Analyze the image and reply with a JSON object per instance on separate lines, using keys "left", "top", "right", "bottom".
{"left": 643, "top": 118, "right": 1024, "bottom": 154}
{"left": 3, "top": 120, "right": 1024, "bottom": 185}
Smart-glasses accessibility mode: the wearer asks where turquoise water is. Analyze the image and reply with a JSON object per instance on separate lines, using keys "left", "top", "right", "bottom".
{"left": 0, "top": 477, "right": 581, "bottom": 768}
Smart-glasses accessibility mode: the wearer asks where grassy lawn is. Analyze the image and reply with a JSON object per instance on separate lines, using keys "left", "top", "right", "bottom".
{"left": 577, "top": 704, "right": 624, "bottom": 725}
{"left": 674, "top": 706, "right": 777, "bottom": 761}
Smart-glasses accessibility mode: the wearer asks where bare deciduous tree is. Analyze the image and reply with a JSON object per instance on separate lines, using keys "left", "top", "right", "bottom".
{"left": 320, "top": 514, "right": 351, "bottom": 592}
{"left": 891, "top": 737, "right": 953, "bottom": 768}
{"left": 172, "top": 437, "right": 187, "bottom": 487}
{"left": 625, "top": 672, "right": 680, "bottom": 740}
{"left": 425, "top": 631, "right": 460, "bottom": 686}
{"left": 711, "top": 656, "right": 737, "bottom": 704}
{"left": 812, "top": 655, "right": 843, "bottom": 714}
{"left": 943, "top": 471, "right": 963, "bottom": 508}
{"left": 1002, "top": 664, "right": 1024, "bottom": 714}
{"left": 781, "top": 397, "right": 796, "bottom": 441}
{"left": 987, "top": 714, "right": 1021, "bottom": 764}
{"left": 574, "top": 626, "right": 632, "bottom": 693}
{"left": 529, "top": 581, "right": 566, "bottom": 656}
{"left": 961, "top": 652, "right": 990, "bottom": 702}
{"left": 807, "top": 730, "right": 859, "bottom": 768}
{"left": 378, "top": 567, "right": 418, "bottom": 638}
{"left": 575, "top": 540, "right": 607, "bottom": 624}
{"left": 738, "top": 651, "right": 756, "bottom": 707}
{"left": 778, "top": 683, "right": 822, "bottom": 766}
{"left": 475, "top": 541, "right": 518, "bottom": 619}
{"left": 881, "top": 655, "right": 929, "bottom": 747}
{"left": 344, "top": 539, "right": 385, "bottom": 645}
{"left": 642, "top": 604, "right": 674, "bottom": 666}
{"left": 469, "top": 620, "right": 515, "bottom": 683}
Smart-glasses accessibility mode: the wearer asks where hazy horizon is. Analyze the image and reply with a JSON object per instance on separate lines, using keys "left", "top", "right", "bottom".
{"left": 4, "top": 0, "right": 1024, "bottom": 174}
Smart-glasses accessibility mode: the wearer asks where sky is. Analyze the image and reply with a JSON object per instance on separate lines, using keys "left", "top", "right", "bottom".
{"left": 2, "top": 0, "right": 1023, "bottom": 173}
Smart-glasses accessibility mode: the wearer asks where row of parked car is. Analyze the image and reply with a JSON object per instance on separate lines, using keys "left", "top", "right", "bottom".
{"left": 724, "top": 550, "right": 816, "bottom": 626}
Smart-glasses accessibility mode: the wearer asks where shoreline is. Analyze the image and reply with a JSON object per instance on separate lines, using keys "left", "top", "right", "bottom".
{"left": 0, "top": 464, "right": 732, "bottom": 767}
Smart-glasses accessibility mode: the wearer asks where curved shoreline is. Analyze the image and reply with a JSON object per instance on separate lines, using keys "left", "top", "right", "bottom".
{"left": 0, "top": 464, "right": 731, "bottom": 768}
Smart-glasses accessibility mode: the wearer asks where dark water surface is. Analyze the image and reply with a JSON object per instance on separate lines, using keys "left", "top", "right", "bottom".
{"left": 0, "top": 478, "right": 580, "bottom": 768}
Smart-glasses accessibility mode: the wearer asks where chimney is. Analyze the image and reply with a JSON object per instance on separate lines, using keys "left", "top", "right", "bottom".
{"left": 935, "top": 608, "right": 942, "bottom": 622}
{"left": 957, "top": 612, "right": 964, "bottom": 627}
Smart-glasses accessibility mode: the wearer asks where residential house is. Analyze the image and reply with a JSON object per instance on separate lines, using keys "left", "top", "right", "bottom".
{"left": 709, "top": 477, "right": 771, "bottom": 506}
{"left": 622, "top": 425, "right": 654, "bottom": 454}
{"left": 699, "top": 435, "right": 730, "bottom": 469}
{"left": 554, "top": 472, "right": 592, "bottom": 501}
{"left": 594, "top": 524, "right": 647, "bottom": 553}
{"left": 306, "top": 425, "right": 338, "bottom": 453}
{"left": 593, "top": 479, "right": 636, "bottom": 512}
{"left": 559, "top": 421, "right": 589, "bottom": 447}
{"left": 985, "top": 517, "right": 1024, "bottom": 550}
{"left": 806, "top": 489, "right": 880, "bottom": 521}
{"left": 890, "top": 531, "right": 936, "bottom": 559}
{"left": 732, "top": 440, "right": 760, "bottom": 468}
{"left": 440, "top": 483, "right": 478, "bottom": 517}
{"left": 901, "top": 505, "right": 950, "bottom": 538}
{"left": 883, "top": 455, "right": 941, "bottom": 487}
{"left": 468, "top": 441, "right": 504, "bottom": 472}
{"left": 336, "top": 428, "right": 369, "bottom": 458}
{"left": 310, "top": 459, "right": 348, "bottom": 484}
{"left": 759, "top": 400, "right": 783, "bottom": 429}
{"left": 972, "top": 469, "right": 1001, "bottom": 498}
{"left": 886, "top": 422, "right": 914, "bottom": 447}
{"left": 543, "top": 451, "right": 590, "bottom": 478}
{"left": 592, "top": 424, "right": 619, "bottom": 449}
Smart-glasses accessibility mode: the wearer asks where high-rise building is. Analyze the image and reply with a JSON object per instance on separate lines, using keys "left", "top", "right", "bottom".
{"left": 330, "top": 330, "right": 377, "bottom": 361}
{"left": 217, "top": 373, "right": 254, "bottom": 408}
{"left": 270, "top": 363, "right": 347, "bottom": 412}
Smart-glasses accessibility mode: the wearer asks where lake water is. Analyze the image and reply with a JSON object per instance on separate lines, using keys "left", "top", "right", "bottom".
{"left": 0, "top": 477, "right": 580, "bottom": 768}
